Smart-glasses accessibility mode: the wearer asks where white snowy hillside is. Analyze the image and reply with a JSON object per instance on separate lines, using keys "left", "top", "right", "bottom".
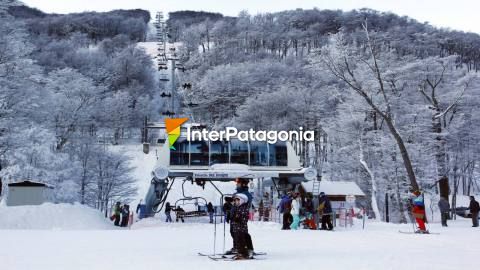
{"left": 0, "top": 203, "right": 111, "bottom": 230}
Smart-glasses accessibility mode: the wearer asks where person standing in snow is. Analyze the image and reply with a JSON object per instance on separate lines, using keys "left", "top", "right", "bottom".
{"left": 304, "top": 196, "right": 316, "bottom": 230}
{"left": 120, "top": 204, "right": 130, "bottom": 227}
{"left": 226, "top": 179, "right": 255, "bottom": 256}
{"left": 278, "top": 192, "right": 293, "bottom": 230}
{"left": 231, "top": 193, "right": 250, "bottom": 260}
{"left": 165, "top": 202, "right": 173, "bottom": 222}
{"left": 438, "top": 197, "right": 450, "bottom": 227}
{"left": 290, "top": 193, "right": 301, "bottom": 230}
{"left": 223, "top": 197, "right": 233, "bottom": 223}
{"left": 112, "top": 201, "right": 121, "bottom": 226}
{"left": 136, "top": 199, "right": 146, "bottom": 220}
{"left": 175, "top": 206, "right": 185, "bottom": 223}
{"left": 207, "top": 202, "right": 215, "bottom": 223}
{"left": 468, "top": 196, "right": 480, "bottom": 227}
{"left": 411, "top": 190, "right": 428, "bottom": 233}
{"left": 235, "top": 179, "right": 254, "bottom": 256}
{"left": 318, "top": 192, "right": 334, "bottom": 230}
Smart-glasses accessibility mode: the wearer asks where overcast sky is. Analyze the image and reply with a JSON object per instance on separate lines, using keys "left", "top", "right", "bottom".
{"left": 22, "top": 0, "right": 480, "bottom": 34}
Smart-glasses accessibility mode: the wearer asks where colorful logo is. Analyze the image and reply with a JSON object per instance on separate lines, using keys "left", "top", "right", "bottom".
{"left": 165, "top": 118, "right": 188, "bottom": 150}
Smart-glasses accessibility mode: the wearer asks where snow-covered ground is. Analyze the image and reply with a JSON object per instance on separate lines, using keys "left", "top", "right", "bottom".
{"left": 0, "top": 202, "right": 111, "bottom": 230}
{"left": 0, "top": 202, "right": 478, "bottom": 270}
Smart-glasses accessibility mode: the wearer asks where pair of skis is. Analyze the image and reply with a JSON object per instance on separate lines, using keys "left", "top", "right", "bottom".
{"left": 398, "top": 230, "right": 440, "bottom": 235}
{"left": 198, "top": 251, "right": 267, "bottom": 261}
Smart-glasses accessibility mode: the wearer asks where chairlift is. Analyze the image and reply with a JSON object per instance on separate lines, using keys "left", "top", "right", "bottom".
{"left": 160, "top": 92, "right": 171, "bottom": 98}
{"left": 182, "top": 83, "right": 192, "bottom": 89}
{"left": 169, "top": 47, "right": 176, "bottom": 51}
{"left": 159, "top": 74, "right": 170, "bottom": 82}
{"left": 168, "top": 54, "right": 179, "bottom": 61}
{"left": 187, "top": 102, "right": 199, "bottom": 107}
{"left": 158, "top": 63, "right": 168, "bottom": 70}
{"left": 162, "top": 111, "right": 176, "bottom": 116}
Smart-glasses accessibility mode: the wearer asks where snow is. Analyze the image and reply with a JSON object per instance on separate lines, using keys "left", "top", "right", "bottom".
{"left": 302, "top": 181, "right": 366, "bottom": 196}
{"left": 0, "top": 202, "right": 111, "bottom": 230}
{"left": 0, "top": 212, "right": 478, "bottom": 270}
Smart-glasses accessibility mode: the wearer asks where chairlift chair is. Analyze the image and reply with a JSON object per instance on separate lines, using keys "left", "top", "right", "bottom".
{"left": 159, "top": 74, "right": 170, "bottom": 82}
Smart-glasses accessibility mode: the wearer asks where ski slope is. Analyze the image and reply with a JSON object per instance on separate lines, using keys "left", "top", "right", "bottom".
{"left": 0, "top": 213, "right": 478, "bottom": 270}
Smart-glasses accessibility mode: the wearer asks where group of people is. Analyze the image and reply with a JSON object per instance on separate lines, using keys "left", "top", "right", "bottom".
{"left": 164, "top": 202, "right": 187, "bottom": 223}
{"left": 411, "top": 191, "right": 480, "bottom": 233}
{"left": 111, "top": 202, "right": 132, "bottom": 227}
{"left": 437, "top": 195, "right": 479, "bottom": 228}
{"left": 278, "top": 191, "right": 334, "bottom": 231}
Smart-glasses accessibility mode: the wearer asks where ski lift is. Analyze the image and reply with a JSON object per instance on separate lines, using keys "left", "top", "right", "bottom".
{"left": 160, "top": 92, "right": 171, "bottom": 98}
{"left": 159, "top": 74, "right": 169, "bottom": 82}
{"left": 182, "top": 83, "right": 192, "bottom": 89}
{"left": 177, "top": 66, "right": 186, "bottom": 72}
{"left": 158, "top": 63, "right": 168, "bottom": 70}
{"left": 187, "top": 102, "right": 199, "bottom": 107}
{"left": 169, "top": 47, "right": 176, "bottom": 51}
{"left": 168, "top": 53, "right": 179, "bottom": 61}
{"left": 162, "top": 111, "right": 176, "bottom": 116}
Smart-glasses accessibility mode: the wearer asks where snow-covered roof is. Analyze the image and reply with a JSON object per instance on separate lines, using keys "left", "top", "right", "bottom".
{"left": 302, "top": 181, "right": 365, "bottom": 196}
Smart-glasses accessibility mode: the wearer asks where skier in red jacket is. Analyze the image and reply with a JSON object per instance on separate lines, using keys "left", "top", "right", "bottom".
{"left": 411, "top": 190, "right": 428, "bottom": 233}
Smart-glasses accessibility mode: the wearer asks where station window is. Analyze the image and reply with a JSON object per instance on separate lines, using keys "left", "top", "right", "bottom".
{"left": 230, "top": 139, "right": 249, "bottom": 165}
{"left": 210, "top": 140, "right": 229, "bottom": 165}
{"left": 170, "top": 137, "right": 189, "bottom": 165}
{"left": 250, "top": 141, "right": 268, "bottom": 166}
{"left": 190, "top": 140, "right": 209, "bottom": 166}
{"left": 269, "top": 141, "right": 288, "bottom": 166}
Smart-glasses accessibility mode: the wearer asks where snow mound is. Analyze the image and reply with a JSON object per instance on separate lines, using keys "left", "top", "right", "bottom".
{"left": 0, "top": 203, "right": 112, "bottom": 230}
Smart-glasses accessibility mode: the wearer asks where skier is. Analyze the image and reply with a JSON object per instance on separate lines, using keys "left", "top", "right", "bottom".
{"left": 411, "top": 190, "right": 428, "bottom": 233}
{"left": 120, "top": 204, "right": 130, "bottom": 227}
{"left": 207, "top": 202, "right": 215, "bottom": 223}
{"left": 165, "top": 202, "right": 173, "bottom": 223}
{"left": 235, "top": 179, "right": 254, "bottom": 256}
{"left": 278, "top": 192, "right": 293, "bottom": 230}
{"left": 231, "top": 193, "right": 250, "bottom": 260}
{"left": 468, "top": 196, "right": 480, "bottom": 227}
{"left": 290, "top": 193, "right": 301, "bottom": 230}
{"left": 225, "top": 178, "right": 255, "bottom": 256}
{"left": 438, "top": 197, "right": 450, "bottom": 227}
{"left": 318, "top": 192, "right": 334, "bottom": 230}
{"left": 136, "top": 199, "right": 146, "bottom": 220}
{"left": 112, "top": 201, "right": 121, "bottom": 226}
{"left": 303, "top": 196, "right": 317, "bottom": 230}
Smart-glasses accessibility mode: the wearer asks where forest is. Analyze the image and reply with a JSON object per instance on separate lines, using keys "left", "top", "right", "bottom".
{"left": 1, "top": 0, "right": 480, "bottom": 222}
{"left": 170, "top": 8, "right": 480, "bottom": 222}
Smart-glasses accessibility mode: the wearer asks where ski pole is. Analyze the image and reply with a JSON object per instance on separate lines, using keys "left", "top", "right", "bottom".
{"left": 213, "top": 209, "right": 217, "bottom": 255}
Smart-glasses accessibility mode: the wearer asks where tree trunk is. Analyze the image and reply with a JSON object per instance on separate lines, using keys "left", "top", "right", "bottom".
{"left": 384, "top": 119, "right": 419, "bottom": 191}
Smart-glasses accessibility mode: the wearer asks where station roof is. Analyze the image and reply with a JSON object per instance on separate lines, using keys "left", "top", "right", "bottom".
{"left": 8, "top": 181, "right": 53, "bottom": 188}
{"left": 302, "top": 181, "right": 365, "bottom": 196}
